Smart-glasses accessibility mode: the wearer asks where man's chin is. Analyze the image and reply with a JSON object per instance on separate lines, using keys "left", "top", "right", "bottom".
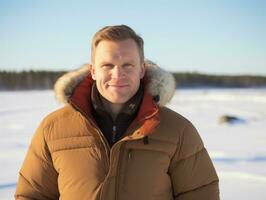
{"left": 108, "top": 99, "right": 128, "bottom": 104}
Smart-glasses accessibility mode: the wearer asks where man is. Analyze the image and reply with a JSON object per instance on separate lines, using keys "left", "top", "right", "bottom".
{"left": 15, "top": 25, "right": 219, "bottom": 200}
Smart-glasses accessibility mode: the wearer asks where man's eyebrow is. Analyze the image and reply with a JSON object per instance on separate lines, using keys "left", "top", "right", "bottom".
{"left": 123, "top": 60, "right": 136, "bottom": 64}
{"left": 99, "top": 60, "right": 136, "bottom": 65}
{"left": 99, "top": 61, "right": 113, "bottom": 65}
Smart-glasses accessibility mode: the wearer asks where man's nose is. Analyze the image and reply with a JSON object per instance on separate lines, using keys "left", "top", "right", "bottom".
{"left": 112, "top": 66, "right": 124, "bottom": 79}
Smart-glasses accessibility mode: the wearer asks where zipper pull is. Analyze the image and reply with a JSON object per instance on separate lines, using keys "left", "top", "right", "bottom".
{"left": 128, "top": 149, "right": 132, "bottom": 160}
{"left": 112, "top": 125, "right": 117, "bottom": 143}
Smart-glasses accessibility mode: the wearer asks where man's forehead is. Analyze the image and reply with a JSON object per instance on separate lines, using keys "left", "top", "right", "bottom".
{"left": 97, "top": 50, "right": 133, "bottom": 60}
{"left": 97, "top": 39, "right": 138, "bottom": 50}
{"left": 95, "top": 41, "right": 140, "bottom": 62}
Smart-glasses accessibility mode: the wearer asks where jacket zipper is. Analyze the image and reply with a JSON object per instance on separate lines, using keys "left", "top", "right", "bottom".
{"left": 114, "top": 142, "right": 125, "bottom": 200}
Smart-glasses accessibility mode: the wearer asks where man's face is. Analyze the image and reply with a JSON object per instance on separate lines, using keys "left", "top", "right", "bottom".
{"left": 91, "top": 39, "right": 145, "bottom": 104}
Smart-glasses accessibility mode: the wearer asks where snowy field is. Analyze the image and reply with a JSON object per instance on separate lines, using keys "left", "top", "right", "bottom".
{"left": 1, "top": 88, "right": 266, "bottom": 199}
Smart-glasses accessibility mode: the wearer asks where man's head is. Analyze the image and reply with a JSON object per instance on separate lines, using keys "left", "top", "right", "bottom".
{"left": 91, "top": 25, "right": 144, "bottom": 63}
{"left": 90, "top": 25, "right": 146, "bottom": 107}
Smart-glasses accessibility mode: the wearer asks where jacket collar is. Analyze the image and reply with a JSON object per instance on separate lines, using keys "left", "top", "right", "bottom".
{"left": 68, "top": 74, "right": 159, "bottom": 134}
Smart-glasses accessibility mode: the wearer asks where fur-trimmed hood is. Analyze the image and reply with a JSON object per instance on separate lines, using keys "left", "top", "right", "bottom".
{"left": 54, "top": 60, "right": 176, "bottom": 107}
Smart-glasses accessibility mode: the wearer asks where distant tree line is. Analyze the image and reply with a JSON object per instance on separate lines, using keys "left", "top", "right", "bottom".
{"left": 173, "top": 72, "right": 266, "bottom": 88}
{"left": 0, "top": 70, "right": 266, "bottom": 90}
{"left": 0, "top": 70, "right": 65, "bottom": 90}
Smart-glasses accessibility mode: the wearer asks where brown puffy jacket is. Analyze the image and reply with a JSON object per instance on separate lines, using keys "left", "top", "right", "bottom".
{"left": 15, "top": 61, "right": 220, "bottom": 200}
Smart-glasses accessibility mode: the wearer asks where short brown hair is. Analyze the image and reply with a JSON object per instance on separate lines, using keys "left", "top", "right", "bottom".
{"left": 91, "top": 25, "right": 144, "bottom": 63}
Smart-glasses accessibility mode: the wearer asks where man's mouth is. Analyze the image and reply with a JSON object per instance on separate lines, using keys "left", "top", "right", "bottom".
{"left": 109, "top": 84, "right": 128, "bottom": 88}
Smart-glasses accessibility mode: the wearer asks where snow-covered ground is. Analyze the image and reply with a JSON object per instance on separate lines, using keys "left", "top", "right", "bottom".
{"left": 1, "top": 88, "right": 266, "bottom": 199}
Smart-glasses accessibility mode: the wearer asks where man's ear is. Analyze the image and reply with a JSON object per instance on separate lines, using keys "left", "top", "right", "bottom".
{"left": 140, "top": 62, "right": 146, "bottom": 78}
{"left": 90, "top": 64, "right": 96, "bottom": 80}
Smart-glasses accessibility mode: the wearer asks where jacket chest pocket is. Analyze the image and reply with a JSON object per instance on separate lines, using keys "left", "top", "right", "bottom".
{"left": 119, "top": 144, "right": 173, "bottom": 199}
{"left": 48, "top": 136, "right": 108, "bottom": 178}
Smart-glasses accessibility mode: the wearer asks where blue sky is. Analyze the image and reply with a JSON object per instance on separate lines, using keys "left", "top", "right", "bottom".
{"left": 0, "top": 0, "right": 265, "bottom": 75}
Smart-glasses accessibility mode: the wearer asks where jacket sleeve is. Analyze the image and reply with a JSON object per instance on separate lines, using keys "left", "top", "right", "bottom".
{"left": 169, "top": 120, "right": 220, "bottom": 200}
{"left": 15, "top": 119, "right": 59, "bottom": 200}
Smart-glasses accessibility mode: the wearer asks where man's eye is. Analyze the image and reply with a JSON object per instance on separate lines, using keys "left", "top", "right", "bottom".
{"left": 123, "top": 63, "right": 133, "bottom": 68}
{"left": 102, "top": 64, "right": 113, "bottom": 68}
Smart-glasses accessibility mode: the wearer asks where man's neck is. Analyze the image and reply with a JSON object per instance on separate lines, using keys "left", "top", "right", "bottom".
{"left": 100, "top": 96, "right": 123, "bottom": 121}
